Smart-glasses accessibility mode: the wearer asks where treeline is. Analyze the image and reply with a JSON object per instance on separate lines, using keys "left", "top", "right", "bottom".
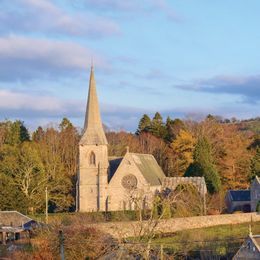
{"left": 0, "top": 119, "right": 79, "bottom": 214}
{"left": 107, "top": 113, "right": 260, "bottom": 194}
{"left": 0, "top": 114, "right": 259, "bottom": 213}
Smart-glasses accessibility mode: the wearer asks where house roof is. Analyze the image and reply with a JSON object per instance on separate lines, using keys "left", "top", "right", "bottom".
{"left": 229, "top": 190, "right": 251, "bottom": 201}
{"left": 254, "top": 176, "right": 260, "bottom": 184}
{"left": 129, "top": 153, "right": 165, "bottom": 186}
{"left": 0, "top": 211, "right": 33, "bottom": 227}
{"left": 252, "top": 235, "right": 260, "bottom": 251}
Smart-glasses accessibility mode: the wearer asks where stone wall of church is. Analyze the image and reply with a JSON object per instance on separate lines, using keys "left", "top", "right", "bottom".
{"left": 79, "top": 144, "right": 109, "bottom": 212}
{"left": 107, "top": 154, "right": 160, "bottom": 211}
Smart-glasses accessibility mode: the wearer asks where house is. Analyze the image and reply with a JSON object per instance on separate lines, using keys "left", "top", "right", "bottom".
{"left": 250, "top": 176, "right": 260, "bottom": 212}
{"left": 78, "top": 66, "right": 207, "bottom": 212}
{"left": 225, "top": 176, "right": 260, "bottom": 213}
{"left": 233, "top": 232, "right": 260, "bottom": 259}
{"left": 0, "top": 211, "right": 37, "bottom": 245}
{"left": 225, "top": 190, "right": 251, "bottom": 213}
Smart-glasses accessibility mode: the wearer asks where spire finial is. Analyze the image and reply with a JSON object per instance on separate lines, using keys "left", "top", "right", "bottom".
{"left": 91, "top": 57, "right": 94, "bottom": 70}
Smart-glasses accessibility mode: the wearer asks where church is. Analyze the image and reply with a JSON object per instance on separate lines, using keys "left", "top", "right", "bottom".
{"left": 78, "top": 66, "right": 207, "bottom": 212}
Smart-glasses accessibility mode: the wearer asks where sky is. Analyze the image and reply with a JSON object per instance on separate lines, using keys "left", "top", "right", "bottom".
{"left": 0, "top": 0, "right": 259, "bottom": 132}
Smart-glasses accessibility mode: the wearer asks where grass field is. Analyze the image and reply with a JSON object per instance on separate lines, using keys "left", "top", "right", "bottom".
{"left": 141, "top": 221, "right": 260, "bottom": 258}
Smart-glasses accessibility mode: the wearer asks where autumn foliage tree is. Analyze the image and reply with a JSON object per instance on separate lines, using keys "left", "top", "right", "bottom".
{"left": 171, "top": 129, "right": 196, "bottom": 176}
{"left": 0, "top": 118, "right": 77, "bottom": 213}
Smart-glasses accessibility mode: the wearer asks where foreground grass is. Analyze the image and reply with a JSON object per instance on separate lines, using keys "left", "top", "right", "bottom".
{"left": 142, "top": 221, "right": 260, "bottom": 258}
{"left": 153, "top": 220, "right": 260, "bottom": 244}
{"left": 5, "top": 212, "right": 260, "bottom": 259}
{"left": 28, "top": 213, "right": 260, "bottom": 258}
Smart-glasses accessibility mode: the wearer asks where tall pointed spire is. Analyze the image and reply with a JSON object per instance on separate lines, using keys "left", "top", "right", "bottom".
{"left": 80, "top": 66, "right": 108, "bottom": 145}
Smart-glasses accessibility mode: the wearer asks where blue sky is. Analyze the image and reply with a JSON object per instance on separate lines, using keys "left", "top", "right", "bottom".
{"left": 0, "top": 0, "right": 259, "bottom": 132}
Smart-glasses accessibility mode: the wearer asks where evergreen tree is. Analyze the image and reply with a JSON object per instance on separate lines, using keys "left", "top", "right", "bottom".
{"left": 150, "top": 112, "right": 167, "bottom": 138}
{"left": 185, "top": 137, "right": 221, "bottom": 193}
{"left": 136, "top": 114, "right": 151, "bottom": 135}
{"left": 4, "top": 120, "right": 30, "bottom": 145}
{"left": 166, "top": 117, "right": 185, "bottom": 142}
{"left": 250, "top": 146, "right": 260, "bottom": 180}
{"left": 59, "top": 117, "right": 73, "bottom": 131}
{"left": 32, "top": 126, "right": 45, "bottom": 142}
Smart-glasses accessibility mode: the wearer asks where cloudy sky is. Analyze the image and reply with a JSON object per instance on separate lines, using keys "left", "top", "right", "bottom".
{"left": 0, "top": 0, "right": 259, "bottom": 132}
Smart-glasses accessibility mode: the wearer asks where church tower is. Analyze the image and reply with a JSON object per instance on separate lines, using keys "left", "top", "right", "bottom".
{"left": 79, "top": 66, "right": 109, "bottom": 212}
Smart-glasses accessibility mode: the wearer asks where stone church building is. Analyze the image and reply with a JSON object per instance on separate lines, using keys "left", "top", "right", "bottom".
{"left": 78, "top": 67, "right": 207, "bottom": 212}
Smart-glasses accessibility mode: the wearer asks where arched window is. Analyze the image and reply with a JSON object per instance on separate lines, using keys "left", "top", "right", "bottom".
{"left": 89, "top": 151, "right": 96, "bottom": 166}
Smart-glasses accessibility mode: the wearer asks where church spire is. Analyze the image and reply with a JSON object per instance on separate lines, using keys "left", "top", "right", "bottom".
{"left": 80, "top": 66, "right": 108, "bottom": 145}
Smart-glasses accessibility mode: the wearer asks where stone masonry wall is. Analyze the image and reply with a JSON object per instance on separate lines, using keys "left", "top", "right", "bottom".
{"left": 92, "top": 212, "right": 260, "bottom": 239}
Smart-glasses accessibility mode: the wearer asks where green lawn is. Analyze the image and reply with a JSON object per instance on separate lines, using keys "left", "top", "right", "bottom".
{"left": 144, "top": 221, "right": 260, "bottom": 258}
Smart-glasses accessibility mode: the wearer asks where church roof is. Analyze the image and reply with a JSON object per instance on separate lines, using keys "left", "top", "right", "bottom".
{"left": 80, "top": 66, "right": 108, "bottom": 145}
{"left": 109, "top": 157, "right": 123, "bottom": 182}
{"left": 129, "top": 153, "right": 165, "bottom": 186}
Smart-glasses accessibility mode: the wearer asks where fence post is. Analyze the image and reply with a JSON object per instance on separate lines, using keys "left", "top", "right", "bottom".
{"left": 59, "top": 230, "right": 65, "bottom": 260}
{"left": 160, "top": 244, "right": 164, "bottom": 260}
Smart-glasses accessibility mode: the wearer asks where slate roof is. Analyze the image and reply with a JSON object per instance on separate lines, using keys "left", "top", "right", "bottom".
{"left": 109, "top": 157, "right": 123, "bottom": 181}
{"left": 229, "top": 190, "right": 251, "bottom": 201}
{"left": 0, "top": 211, "right": 33, "bottom": 228}
{"left": 130, "top": 153, "right": 165, "bottom": 186}
{"left": 252, "top": 235, "right": 260, "bottom": 250}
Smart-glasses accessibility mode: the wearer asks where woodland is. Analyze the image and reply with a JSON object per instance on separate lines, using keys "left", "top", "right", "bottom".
{"left": 0, "top": 114, "right": 259, "bottom": 214}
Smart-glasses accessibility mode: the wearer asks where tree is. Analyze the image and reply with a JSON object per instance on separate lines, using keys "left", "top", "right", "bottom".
{"left": 2, "top": 120, "right": 30, "bottom": 145}
{"left": 165, "top": 118, "right": 185, "bottom": 142}
{"left": 150, "top": 112, "right": 166, "bottom": 138}
{"left": 32, "top": 126, "right": 45, "bottom": 142}
{"left": 37, "top": 127, "right": 74, "bottom": 211}
{"left": 59, "top": 117, "right": 73, "bottom": 131}
{"left": 136, "top": 114, "right": 151, "bottom": 135}
{"left": 0, "top": 174, "right": 28, "bottom": 213}
{"left": 217, "top": 125, "right": 251, "bottom": 189}
{"left": 250, "top": 146, "right": 260, "bottom": 180}
{"left": 59, "top": 118, "right": 79, "bottom": 177}
{"left": 171, "top": 129, "right": 196, "bottom": 176}
{"left": 0, "top": 142, "right": 46, "bottom": 212}
{"left": 185, "top": 137, "right": 221, "bottom": 193}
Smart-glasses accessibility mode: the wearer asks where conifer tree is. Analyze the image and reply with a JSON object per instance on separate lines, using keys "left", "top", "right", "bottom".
{"left": 150, "top": 112, "right": 166, "bottom": 138}
{"left": 5, "top": 120, "right": 30, "bottom": 145}
{"left": 185, "top": 137, "right": 221, "bottom": 193}
{"left": 136, "top": 114, "right": 151, "bottom": 135}
{"left": 32, "top": 126, "right": 45, "bottom": 142}
{"left": 166, "top": 117, "right": 185, "bottom": 142}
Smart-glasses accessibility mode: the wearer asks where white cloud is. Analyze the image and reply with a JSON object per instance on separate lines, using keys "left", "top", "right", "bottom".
{"left": 75, "top": 0, "right": 180, "bottom": 22}
{"left": 0, "top": 0, "right": 120, "bottom": 37}
{"left": 0, "top": 35, "right": 109, "bottom": 81}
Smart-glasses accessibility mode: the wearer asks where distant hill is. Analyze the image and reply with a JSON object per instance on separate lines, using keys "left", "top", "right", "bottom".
{"left": 238, "top": 117, "right": 260, "bottom": 134}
